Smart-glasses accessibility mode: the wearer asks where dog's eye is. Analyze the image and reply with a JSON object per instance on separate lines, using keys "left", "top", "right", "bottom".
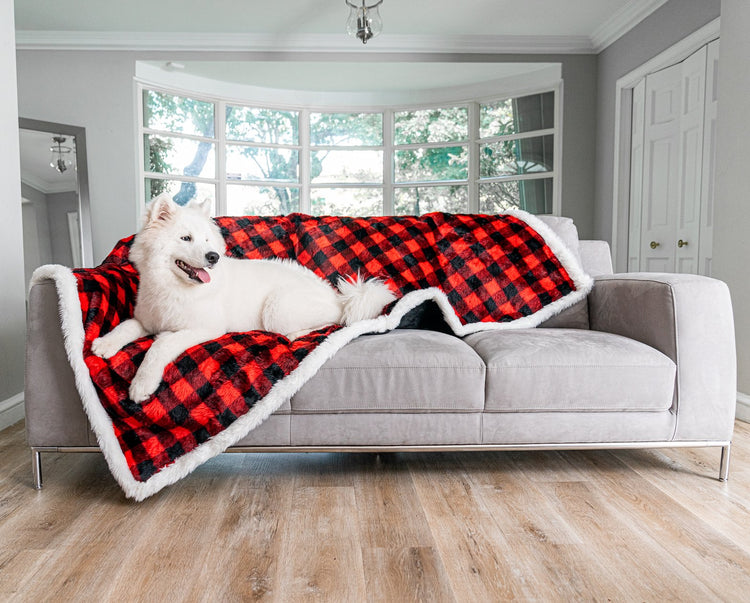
{"left": 180, "top": 235, "right": 192, "bottom": 242}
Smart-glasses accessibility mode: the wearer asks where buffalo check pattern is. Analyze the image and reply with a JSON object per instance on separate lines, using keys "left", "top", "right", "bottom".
{"left": 74, "top": 212, "right": 579, "bottom": 483}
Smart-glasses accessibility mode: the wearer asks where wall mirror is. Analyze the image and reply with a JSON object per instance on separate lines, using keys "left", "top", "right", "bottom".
{"left": 18, "top": 118, "right": 93, "bottom": 292}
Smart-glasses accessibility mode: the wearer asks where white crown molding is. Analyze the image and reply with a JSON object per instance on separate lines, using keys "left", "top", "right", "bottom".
{"left": 21, "top": 174, "right": 77, "bottom": 195}
{"left": 15, "top": 30, "right": 595, "bottom": 54}
{"left": 591, "top": 0, "right": 670, "bottom": 52}
{"left": 14, "top": 2, "right": 679, "bottom": 55}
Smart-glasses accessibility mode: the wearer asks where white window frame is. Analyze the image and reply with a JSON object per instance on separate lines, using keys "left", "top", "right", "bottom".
{"left": 135, "top": 80, "right": 562, "bottom": 220}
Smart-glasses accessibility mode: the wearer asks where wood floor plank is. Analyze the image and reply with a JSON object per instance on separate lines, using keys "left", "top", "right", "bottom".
{"left": 543, "top": 478, "right": 717, "bottom": 600}
{"left": 192, "top": 454, "right": 296, "bottom": 602}
{"left": 361, "top": 546, "right": 456, "bottom": 603}
{"left": 2, "top": 420, "right": 750, "bottom": 599}
{"left": 615, "top": 447, "right": 750, "bottom": 549}
{"left": 275, "top": 484, "right": 367, "bottom": 602}
{"left": 572, "top": 449, "right": 750, "bottom": 600}
{"left": 0, "top": 548, "right": 56, "bottom": 599}
{"left": 0, "top": 424, "right": 27, "bottom": 489}
{"left": 409, "top": 452, "right": 541, "bottom": 600}
{"left": 0, "top": 453, "right": 111, "bottom": 555}
{"left": 13, "top": 492, "right": 166, "bottom": 601}
{"left": 458, "top": 453, "right": 630, "bottom": 600}
{"left": 353, "top": 453, "right": 435, "bottom": 550}
{"left": 459, "top": 453, "right": 581, "bottom": 546}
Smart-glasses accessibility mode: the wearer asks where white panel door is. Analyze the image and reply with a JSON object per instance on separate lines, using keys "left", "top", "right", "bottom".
{"left": 640, "top": 61, "right": 681, "bottom": 272}
{"left": 635, "top": 44, "right": 712, "bottom": 274}
{"left": 675, "top": 45, "right": 707, "bottom": 274}
{"left": 699, "top": 39, "right": 720, "bottom": 276}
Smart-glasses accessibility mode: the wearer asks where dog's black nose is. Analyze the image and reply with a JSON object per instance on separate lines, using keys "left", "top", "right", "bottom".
{"left": 206, "top": 251, "right": 220, "bottom": 266}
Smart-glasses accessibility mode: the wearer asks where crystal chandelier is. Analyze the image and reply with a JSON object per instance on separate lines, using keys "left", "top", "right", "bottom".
{"left": 345, "top": 0, "right": 383, "bottom": 45}
{"left": 50, "top": 136, "right": 74, "bottom": 174}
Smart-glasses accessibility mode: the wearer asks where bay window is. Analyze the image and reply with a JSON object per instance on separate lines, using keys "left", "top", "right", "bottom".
{"left": 139, "top": 85, "right": 559, "bottom": 217}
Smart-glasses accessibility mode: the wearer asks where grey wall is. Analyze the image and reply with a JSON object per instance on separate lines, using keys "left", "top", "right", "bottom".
{"left": 0, "top": 1, "right": 25, "bottom": 403}
{"left": 714, "top": 0, "right": 750, "bottom": 396}
{"left": 593, "top": 0, "right": 721, "bottom": 244}
{"left": 16, "top": 50, "right": 599, "bottom": 264}
{"left": 16, "top": 51, "right": 140, "bottom": 264}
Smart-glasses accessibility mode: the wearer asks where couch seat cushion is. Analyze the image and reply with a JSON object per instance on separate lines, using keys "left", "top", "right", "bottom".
{"left": 464, "top": 328, "right": 675, "bottom": 412}
{"left": 291, "top": 329, "right": 485, "bottom": 412}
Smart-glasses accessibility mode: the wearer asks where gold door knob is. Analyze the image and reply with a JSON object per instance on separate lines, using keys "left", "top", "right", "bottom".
{"left": 650, "top": 241, "right": 660, "bottom": 249}
{"left": 678, "top": 239, "right": 688, "bottom": 248}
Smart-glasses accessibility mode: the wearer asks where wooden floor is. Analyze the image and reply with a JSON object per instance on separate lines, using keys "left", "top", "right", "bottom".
{"left": 2, "top": 421, "right": 750, "bottom": 601}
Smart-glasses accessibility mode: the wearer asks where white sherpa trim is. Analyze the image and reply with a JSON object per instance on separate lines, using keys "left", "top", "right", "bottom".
{"left": 32, "top": 209, "right": 593, "bottom": 500}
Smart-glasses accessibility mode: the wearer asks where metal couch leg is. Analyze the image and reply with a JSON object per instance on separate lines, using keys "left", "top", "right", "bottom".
{"left": 31, "top": 449, "right": 43, "bottom": 489}
{"left": 719, "top": 443, "right": 731, "bottom": 482}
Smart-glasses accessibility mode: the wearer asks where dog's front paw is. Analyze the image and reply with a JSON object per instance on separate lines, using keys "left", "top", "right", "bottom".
{"left": 129, "top": 371, "right": 162, "bottom": 404}
{"left": 91, "top": 335, "right": 122, "bottom": 359}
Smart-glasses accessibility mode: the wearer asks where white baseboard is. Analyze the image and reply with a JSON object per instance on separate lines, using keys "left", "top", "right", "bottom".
{"left": 0, "top": 392, "right": 24, "bottom": 432}
{"left": 737, "top": 392, "right": 750, "bottom": 423}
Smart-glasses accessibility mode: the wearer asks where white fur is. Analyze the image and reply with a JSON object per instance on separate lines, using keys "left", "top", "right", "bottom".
{"left": 91, "top": 195, "right": 396, "bottom": 403}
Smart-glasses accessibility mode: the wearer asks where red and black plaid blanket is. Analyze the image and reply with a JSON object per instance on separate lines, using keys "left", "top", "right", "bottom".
{"left": 60, "top": 211, "right": 591, "bottom": 499}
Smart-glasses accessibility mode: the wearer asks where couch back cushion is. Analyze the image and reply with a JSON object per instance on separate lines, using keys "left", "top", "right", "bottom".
{"left": 579, "top": 240, "right": 614, "bottom": 276}
{"left": 536, "top": 215, "right": 582, "bottom": 265}
{"left": 535, "top": 215, "right": 589, "bottom": 329}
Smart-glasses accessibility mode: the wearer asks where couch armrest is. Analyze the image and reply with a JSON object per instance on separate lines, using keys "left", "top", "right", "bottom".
{"left": 25, "top": 278, "right": 91, "bottom": 447}
{"left": 589, "top": 273, "right": 736, "bottom": 442}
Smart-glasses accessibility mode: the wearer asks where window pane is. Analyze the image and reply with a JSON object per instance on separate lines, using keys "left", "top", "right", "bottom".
{"left": 311, "top": 150, "right": 383, "bottom": 183}
{"left": 226, "top": 106, "right": 298, "bottom": 145}
{"left": 227, "top": 184, "right": 299, "bottom": 216}
{"left": 145, "top": 134, "right": 215, "bottom": 179}
{"left": 310, "top": 113, "right": 383, "bottom": 146}
{"left": 310, "top": 188, "right": 382, "bottom": 217}
{"left": 394, "top": 186, "right": 468, "bottom": 215}
{"left": 480, "top": 135, "right": 554, "bottom": 178}
{"left": 143, "top": 90, "right": 215, "bottom": 137}
{"left": 226, "top": 145, "right": 298, "bottom": 182}
{"left": 395, "top": 146, "right": 468, "bottom": 183}
{"left": 480, "top": 91, "right": 554, "bottom": 138}
{"left": 394, "top": 107, "right": 468, "bottom": 145}
{"left": 479, "top": 178, "right": 553, "bottom": 214}
{"left": 145, "top": 179, "right": 216, "bottom": 209}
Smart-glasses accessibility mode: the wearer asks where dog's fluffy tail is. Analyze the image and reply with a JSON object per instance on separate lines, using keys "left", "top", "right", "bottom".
{"left": 337, "top": 273, "right": 396, "bottom": 326}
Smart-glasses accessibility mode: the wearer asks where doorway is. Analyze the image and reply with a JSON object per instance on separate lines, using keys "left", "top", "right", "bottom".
{"left": 610, "top": 18, "right": 720, "bottom": 273}
{"left": 627, "top": 40, "right": 719, "bottom": 275}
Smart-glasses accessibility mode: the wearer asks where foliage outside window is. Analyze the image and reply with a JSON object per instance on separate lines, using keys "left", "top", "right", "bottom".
{"left": 478, "top": 92, "right": 555, "bottom": 214}
{"left": 141, "top": 87, "right": 557, "bottom": 217}
{"left": 393, "top": 106, "right": 469, "bottom": 215}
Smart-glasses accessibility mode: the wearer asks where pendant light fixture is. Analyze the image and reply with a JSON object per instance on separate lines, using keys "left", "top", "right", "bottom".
{"left": 345, "top": 0, "right": 383, "bottom": 45}
{"left": 50, "top": 136, "right": 74, "bottom": 174}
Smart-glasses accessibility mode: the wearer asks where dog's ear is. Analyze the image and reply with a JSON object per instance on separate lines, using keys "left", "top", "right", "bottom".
{"left": 190, "top": 198, "right": 213, "bottom": 217}
{"left": 145, "top": 194, "right": 176, "bottom": 225}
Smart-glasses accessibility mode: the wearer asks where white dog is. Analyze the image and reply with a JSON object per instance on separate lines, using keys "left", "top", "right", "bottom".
{"left": 92, "top": 195, "right": 395, "bottom": 403}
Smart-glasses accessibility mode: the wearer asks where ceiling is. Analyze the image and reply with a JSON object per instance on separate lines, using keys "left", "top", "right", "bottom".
{"left": 15, "top": 0, "right": 669, "bottom": 53}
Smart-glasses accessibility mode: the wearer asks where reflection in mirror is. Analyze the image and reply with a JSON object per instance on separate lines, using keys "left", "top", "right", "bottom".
{"left": 18, "top": 118, "right": 92, "bottom": 297}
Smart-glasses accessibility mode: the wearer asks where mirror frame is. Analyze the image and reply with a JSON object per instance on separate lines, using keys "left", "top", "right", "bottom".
{"left": 18, "top": 117, "right": 94, "bottom": 267}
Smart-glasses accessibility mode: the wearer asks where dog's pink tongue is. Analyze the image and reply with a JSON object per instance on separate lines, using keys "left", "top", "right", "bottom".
{"left": 196, "top": 268, "right": 211, "bottom": 283}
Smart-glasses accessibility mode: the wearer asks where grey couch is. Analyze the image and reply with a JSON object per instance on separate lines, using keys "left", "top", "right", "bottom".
{"left": 25, "top": 217, "right": 737, "bottom": 488}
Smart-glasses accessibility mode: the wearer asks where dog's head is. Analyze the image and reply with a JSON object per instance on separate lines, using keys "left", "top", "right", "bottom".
{"left": 130, "top": 194, "right": 226, "bottom": 286}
